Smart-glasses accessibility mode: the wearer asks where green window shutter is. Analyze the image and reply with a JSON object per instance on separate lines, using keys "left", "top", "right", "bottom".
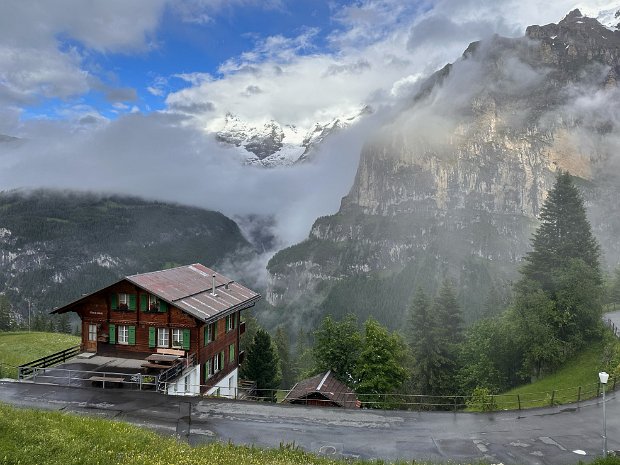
{"left": 140, "top": 295, "right": 147, "bottom": 312}
{"left": 182, "top": 329, "right": 190, "bottom": 350}
{"left": 128, "top": 326, "right": 136, "bottom": 345}
{"left": 128, "top": 294, "right": 137, "bottom": 311}
{"left": 229, "top": 344, "right": 235, "bottom": 362}
{"left": 148, "top": 326, "right": 156, "bottom": 348}
{"left": 111, "top": 294, "right": 118, "bottom": 310}
{"left": 158, "top": 301, "right": 168, "bottom": 313}
{"left": 109, "top": 324, "right": 116, "bottom": 344}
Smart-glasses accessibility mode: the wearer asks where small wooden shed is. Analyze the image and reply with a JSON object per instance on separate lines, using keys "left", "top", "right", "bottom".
{"left": 282, "top": 370, "right": 360, "bottom": 408}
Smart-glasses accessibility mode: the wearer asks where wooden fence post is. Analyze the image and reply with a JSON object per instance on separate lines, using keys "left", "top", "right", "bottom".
{"left": 517, "top": 394, "right": 521, "bottom": 410}
{"left": 550, "top": 390, "right": 555, "bottom": 406}
{"left": 577, "top": 386, "right": 581, "bottom": 403}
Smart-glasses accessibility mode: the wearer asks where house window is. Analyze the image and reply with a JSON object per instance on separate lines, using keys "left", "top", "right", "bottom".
{"left": 172, "top": 329, "right": 183, "bottom": 349}
{"left": 114, "top": 293, "right": 136, "bottom": 311}
{"left": 157, "top": 328, "right": 169, "bottom": 348}
{"left": 205, "top": 322, "right": 216, "bottom": 345}
{"left": 149, "top": 294, "right": 158, "bottom": 311}
{"left": 214, "top": 353, "right": 220, "bottom": 373}
{"left": 88, "top": 324, "right": 97, "bottom": 342}
{"left": 225, "top": 313, "right": 236, "bottom": 332}
{"left": 118, "top": 325, "right": 129, "bottom": 345}
{"left": 228, "top": 343, "right": 235, "bottom": 363}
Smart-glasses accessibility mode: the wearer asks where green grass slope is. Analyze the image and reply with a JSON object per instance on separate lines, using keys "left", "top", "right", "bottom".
{"left": 496, "top": 341, "right": 607, "bottom": 409}
{"left": 0, "top": 331, "right": 80, "bottom": 378}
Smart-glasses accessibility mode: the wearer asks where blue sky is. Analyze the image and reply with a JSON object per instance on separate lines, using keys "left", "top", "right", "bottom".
{"left": 2, "top": 0, "right": 602, "bottom": 128}
{"left": 17, "top": 1, "right": 359, "bottom": 120}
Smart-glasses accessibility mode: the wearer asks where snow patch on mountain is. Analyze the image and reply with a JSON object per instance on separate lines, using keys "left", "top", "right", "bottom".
{"left": 214, "top": 107, "right": 371, "bottom": 167}
{"left": 577, "top": 2, "right": 620, "bottom": 30}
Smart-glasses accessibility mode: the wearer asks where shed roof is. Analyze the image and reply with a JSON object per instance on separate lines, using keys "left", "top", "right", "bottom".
{"left": 52, "top": 263, "right": 260, "bottom": 322}
{"left": 282, "top": 370, "right": 360, "bottom": 408}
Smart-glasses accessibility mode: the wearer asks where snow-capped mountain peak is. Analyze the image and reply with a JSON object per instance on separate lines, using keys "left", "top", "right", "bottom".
{"left": 214, "top": 107, "right": 370, "bottom": 167}
{"left": 577, "top": 3, "right": 620, "bottom": 30}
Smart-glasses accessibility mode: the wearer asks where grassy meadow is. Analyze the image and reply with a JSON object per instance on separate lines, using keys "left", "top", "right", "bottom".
{"left": 495, "top": 341, "right": 608, "bottom": 409}
{"left": 0, "top": 403, "right": 400, "bottom": 465}
{"left": 0, "top": 331, "right": 80, "bottom": 378}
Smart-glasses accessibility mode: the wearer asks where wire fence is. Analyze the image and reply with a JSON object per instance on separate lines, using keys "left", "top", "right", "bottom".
{"left": 4, "top": 358, "right": 616, "bottom": 412}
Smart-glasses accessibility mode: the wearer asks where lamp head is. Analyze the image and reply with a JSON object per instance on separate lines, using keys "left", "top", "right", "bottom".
{"left": 599, "top": 371, "right": 609, "bottom": 384}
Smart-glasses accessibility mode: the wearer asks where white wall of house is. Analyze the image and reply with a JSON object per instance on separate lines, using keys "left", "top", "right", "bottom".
{"left": 206, "top": 367, "right": 238, "bottom": 399}
{"left": 167, "top": 365, "right": 201, "bottom": 396}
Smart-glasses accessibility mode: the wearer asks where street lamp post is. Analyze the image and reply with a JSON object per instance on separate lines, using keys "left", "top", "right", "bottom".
{"left": 599, "top": 371, "right": 609, "bottom": 458}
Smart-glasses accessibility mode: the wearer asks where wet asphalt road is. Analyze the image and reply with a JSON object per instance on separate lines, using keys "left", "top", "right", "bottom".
{"left": 0, "top": 380, "right": 617, "bottom": 464}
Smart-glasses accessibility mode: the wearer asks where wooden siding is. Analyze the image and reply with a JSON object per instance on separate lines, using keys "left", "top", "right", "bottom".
{"left": 72, "top": 279, "right": 245, "bottom": 392}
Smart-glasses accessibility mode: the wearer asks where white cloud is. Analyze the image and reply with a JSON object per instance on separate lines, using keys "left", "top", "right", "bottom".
{"left": 3, "top": 0, "right": 618, "bottom": 259}
{"left": 0, "top": 0, "right": 167, "bottom": 105}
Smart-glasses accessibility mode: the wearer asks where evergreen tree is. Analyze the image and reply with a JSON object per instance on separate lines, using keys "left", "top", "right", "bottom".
{"left": 294, "top": 327, "right": 314, "bottom": 380}
{"left": 482, "top": 284, "right": 503, "bottom": 319}
{"left": 240, "top": 311, "right": 259, "bottom": 353}
{"left": 312, "top": 314, "right": 362, "bottom": 385}
{"left": 514, "top": 172, "right": 604, "bottom": 377}
{"left": 0, "top": 295, "right": 14, "bottom": 331}
{"left": 31, "top": 312, "right": 49, "bottom": 332}
{"left": 355, "top": 318, "right": 408, "bottom": 407}
{"left": 240, "top": 329, "right": 280, "bottom": 400}
{"left": 521, "top": 171, "right": 601, "bottom": 293}
{"left": 406, "top": 288, "right": 443, "bottom": 395}
{"left": 55, "top": 314, "right": 71, "bottom": 334}
{"left": 432, "top": 280, "right": 464, "bottom": 395}
{"left": 274, "top": 326, "right": 297, "bottom": 389}
{"left": 608, "top": 267, "right": 620, "bottom": 309}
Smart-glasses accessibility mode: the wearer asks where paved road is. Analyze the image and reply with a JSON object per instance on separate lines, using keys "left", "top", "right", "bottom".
{"left": 0, "top": 380, "right": 616, "bottom": 464}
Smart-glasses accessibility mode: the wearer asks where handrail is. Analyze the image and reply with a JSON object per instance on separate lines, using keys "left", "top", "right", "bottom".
{"left": 18, "top": 346, "right": 81, "bottom": 380}
{"left": 156, "top": 352, "right": 197, "bottom": 392}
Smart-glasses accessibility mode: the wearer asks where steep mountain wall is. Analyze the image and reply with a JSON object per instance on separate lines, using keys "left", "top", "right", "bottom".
{"left": 266, "top": 10, "right": 620, "bottom": 329}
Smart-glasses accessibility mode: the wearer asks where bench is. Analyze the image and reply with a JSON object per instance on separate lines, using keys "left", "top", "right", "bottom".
{"left": 88, "top": 375, "right": 124, "bottom": 387}
{"left": 141, "top": 362, "right": 170, "bottom": 369}
{"left": 156, "top": 348, "right": 185, "bottom": 356}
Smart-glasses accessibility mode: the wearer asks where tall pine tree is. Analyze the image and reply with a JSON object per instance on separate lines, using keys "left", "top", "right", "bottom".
{"left": 432, "top": 280, "right": 463, "bottom": 395}
{"left": 514, "top": 171, "right": 603, "bottom": 377}
{"left": 240, "top": 328, "right": 280, "bottom": 400}
{"left": 521, "top": 171, "right": 601, "bottom": 293}
{"left": 274, "top": 326, "right": 297, "bottom": 389}
{"left": 406, "top": 288, "right": 444, "bottom": 395}
{"left": 0, "top": 295, "right": 14, "bottom": 331}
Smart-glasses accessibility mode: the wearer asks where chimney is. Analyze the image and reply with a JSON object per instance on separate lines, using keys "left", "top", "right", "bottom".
{"left": 211, "top": 274, "right": 217, "bottom": 296}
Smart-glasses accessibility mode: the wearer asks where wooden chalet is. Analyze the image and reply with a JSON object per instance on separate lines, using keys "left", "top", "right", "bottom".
{"left": 51, "top": 263, "right": 260, "bottom": 396}
{"left": 282, "top": 370, "right": 360, "bottom": 408}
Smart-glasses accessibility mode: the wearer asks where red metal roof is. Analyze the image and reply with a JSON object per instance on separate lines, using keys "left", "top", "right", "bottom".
{"left": 127, "top": 263, "right": 260, "bottom": 322}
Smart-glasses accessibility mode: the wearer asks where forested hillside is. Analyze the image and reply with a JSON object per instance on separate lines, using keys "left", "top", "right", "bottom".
{"left": 0, "top": 190, "right": 254, "bottom": 324}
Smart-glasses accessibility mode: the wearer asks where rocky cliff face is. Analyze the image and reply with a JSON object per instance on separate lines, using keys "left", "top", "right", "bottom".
{"left": 266, "top": 10, "right": 620, "bottom": 328}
